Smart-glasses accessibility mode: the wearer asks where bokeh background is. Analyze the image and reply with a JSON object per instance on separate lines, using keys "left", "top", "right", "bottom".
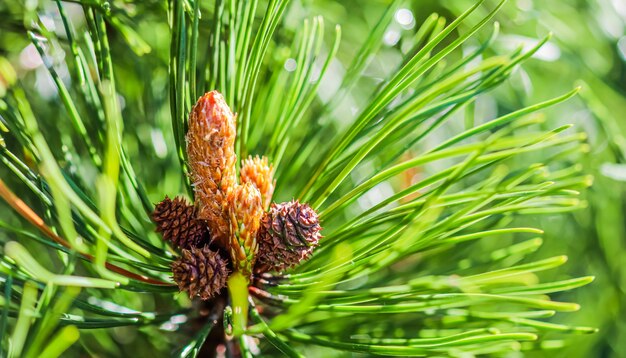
{"left": 1, "top": 0, "right": 625, "bottom": 356}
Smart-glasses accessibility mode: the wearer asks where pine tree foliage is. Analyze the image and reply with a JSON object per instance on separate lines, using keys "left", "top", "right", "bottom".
{"left": 0, "top": 0, "right": 595, "bottom": 356}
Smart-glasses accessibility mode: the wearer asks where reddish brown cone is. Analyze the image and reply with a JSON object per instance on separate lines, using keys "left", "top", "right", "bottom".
{"left": 152, "top": 196, "right": 207, "bottom": 249}
{"left": 255, "top": 200, "right": 322, "bottom": 272}
{"left": 186, "top": 91, "right": 237, "bottom": 249}
{"left": 240, "top": 155, "right": 275, "bottom": 210}
{"left": 172, "top": 246, "right": 229, "bottom": 300}
{"left": 228, "top": 182, "right": 264, "bottom": 275}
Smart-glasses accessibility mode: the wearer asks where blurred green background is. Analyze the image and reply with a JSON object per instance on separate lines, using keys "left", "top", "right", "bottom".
{"left": 1, "top": 0, "right": 625, "bottom": 356}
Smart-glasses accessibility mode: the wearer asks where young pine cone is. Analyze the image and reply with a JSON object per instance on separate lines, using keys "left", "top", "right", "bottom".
{"left": 186, "top": 91, "right": 237, "bottom": 249}
{"left": 152, "top": 196, "right": 207, "bottom": 249}
{"left": 240, "top": 155, "right": 275, "bottom": 210}
{"left": 255, "top": 200, "right": 322, "bottom": 273}
{"left": 228, "top": 182, "right": 264, "bottom": 274}
{"left": 172, "top": 246, "right": 229, "bottom": 300}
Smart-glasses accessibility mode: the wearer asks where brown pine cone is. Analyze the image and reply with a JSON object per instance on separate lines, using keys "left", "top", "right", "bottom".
{"left": 186, "top": 91, "right": 237, "bottom": 249}
{"left": 255, "top": 200, "right": 322, "bottom": 273}
{"left": 152, "top": 196, "right": 208, "bottom": 249}
{"left": 172, "top": 246, "right": 229, "bottom": 300}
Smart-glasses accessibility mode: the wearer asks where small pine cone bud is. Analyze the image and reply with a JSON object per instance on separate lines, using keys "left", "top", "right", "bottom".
{"left": 172, "top": 246, "right": 229, "bottom": 300}
{"left": 186, "top": 91, "right": 237, "bottom": 249}
{"left": 152, "top": 196, "right": 207, "bottom": 249}
{"left": 228, "top": 182, "right": 264, "bottom": 274}
{"left": 256, "top": 200, "right": 322, "bottom": 272}
{"left": 240, "top": 155, "right": 275, "bottom": 210}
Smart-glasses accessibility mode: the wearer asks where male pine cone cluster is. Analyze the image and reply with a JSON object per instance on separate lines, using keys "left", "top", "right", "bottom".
{"left": 152, "top": 91, "right": 322, "bottom": 301}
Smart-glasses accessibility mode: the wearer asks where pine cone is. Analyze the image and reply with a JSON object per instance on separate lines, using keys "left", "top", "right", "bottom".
{"left": 240, "top": 155, "right": 275, "bottom": 210}
{"left": 186, "top": 91, "right": 237, "bottom": 249}
{"left": 172, "top": 246, "right": 229, "bottom": 300}
{"left": 228, "top": 183, "right": 264, "bottom": 274}
{"left": 152, "top": 196, "right": 207, "bottom": 249}
{"left": 255, "top": 200, "right": 322, "bottom": 272}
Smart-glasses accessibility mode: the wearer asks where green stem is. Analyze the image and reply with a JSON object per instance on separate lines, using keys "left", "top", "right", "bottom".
{"left": 5, "top": 241, "right": 119, "bottom": 289}
{"left": 227, "top": 271, "right": 249, "bottom": 337}
{"left": 38, "top": 325, "right": 79, "bottom": 358}
{"left": 9, "top": 281, "right": 38, "bottom": 358}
